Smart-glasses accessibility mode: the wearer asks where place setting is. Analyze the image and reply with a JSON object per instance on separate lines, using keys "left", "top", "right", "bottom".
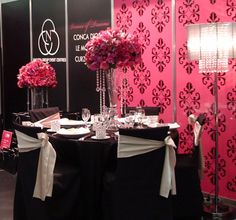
{"left": 47, "top": 108, "right": 92, "bottom": 139}
{"left": 80, "top": 111, "right": 112, "bottom": 141}
{"left": 56, "top": 127, "right": 91, "bottom": 139}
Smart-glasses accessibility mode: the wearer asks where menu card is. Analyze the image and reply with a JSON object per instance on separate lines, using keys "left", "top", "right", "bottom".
{"left": 0, "top": 130, "right": 13, "bottom": 149}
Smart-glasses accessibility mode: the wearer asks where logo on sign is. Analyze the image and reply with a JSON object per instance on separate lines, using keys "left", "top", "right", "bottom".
{"left": 38, "top": 19, "right": 60, "bottom": 56}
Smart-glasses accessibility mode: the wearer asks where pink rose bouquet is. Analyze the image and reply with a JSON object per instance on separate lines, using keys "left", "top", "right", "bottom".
{"left": 85, "top": 28, "right": 142, "bottom": 71}
{"left": 17, "top": 59, "right": 57, "bottom": 88}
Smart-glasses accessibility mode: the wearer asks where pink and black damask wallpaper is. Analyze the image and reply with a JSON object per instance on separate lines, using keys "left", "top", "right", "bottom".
{"left": 114, "top": 0, "right": 236, "bottom": 201}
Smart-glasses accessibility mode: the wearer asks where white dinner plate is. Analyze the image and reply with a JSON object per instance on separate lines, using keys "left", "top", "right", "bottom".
{"left": 57, "top": 128, "right": 90, "bottom": 138}
{"left": 146, "top": 122, "right": 160, "bottom": 128}
{"left": 117, "top": 117, "right": 126, "bottom": 123}
{"left": 91, "top": 135, "right": 110, "bottom": 140}
{"left": 167, "top": 123, "right": 180, "bottom": 129}
{"left": 47, "top": 129, "right": 57, "bottom": 133}
{"left": 59, "top": 118, "right": 85, "bottom": 126}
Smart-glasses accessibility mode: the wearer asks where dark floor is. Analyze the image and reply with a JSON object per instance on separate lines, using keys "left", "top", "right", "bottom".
{"left": 0, "top": 170, "right": 16, "bottom": 220}
{"left": 203, "top": 209, "right": 236, "bottom": 220}
{"left": 202, "top": 196, "right": 236, "bottom": 220}
{"left": 0, "top": 169, "right": 236, "bottom": 220}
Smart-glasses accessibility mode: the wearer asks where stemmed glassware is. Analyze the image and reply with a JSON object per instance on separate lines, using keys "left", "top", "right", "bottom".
{"left": 136, "top": 107, "right": 145, "bottom": 128}
{"left": 107, "top": 107, "right": 118, "bottom": 130}
{"left": 82, "top": 108, "right": 91, "bottom": 128}
{"left": 125, "top": 110, "right": 136, "bottom": 128}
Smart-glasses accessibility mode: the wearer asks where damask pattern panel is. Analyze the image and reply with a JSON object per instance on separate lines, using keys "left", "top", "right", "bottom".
{"left": 114, "top": 0, "right": 236, "bottom": 201}
{"left": 219, "top": 70, "right": 236, "bottom": 199}
{"left": 176, "top": 0, "right": 236, "bottom": 200}
{"left": 114, "top": 0, "right": 173, "bottom": 123}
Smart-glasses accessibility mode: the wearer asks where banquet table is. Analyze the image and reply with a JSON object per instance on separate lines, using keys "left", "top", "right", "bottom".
{"left": 13, "top": 120, "right": 202, "bottom": 220}
{"left": 48, "top": 131, "right": 117, "bottom": 220}
{"left": 48, "top": 129, "right": 202, "bottom": 220}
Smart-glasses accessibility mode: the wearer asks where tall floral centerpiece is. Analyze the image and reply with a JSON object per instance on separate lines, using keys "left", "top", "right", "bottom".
{"left": 17, "top": 59, "right": 57, "bottom": 110}
{"left": 85, "top": 28, "right": 142, "bottom": 113}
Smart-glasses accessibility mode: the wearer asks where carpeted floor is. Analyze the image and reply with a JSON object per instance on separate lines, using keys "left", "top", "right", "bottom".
{"left": 203, "top": 208, "right": 236, "bottom": 220}
{"left": 0, "top": 170, "right": 16, "bottom": 220}
{"left": 0, "top": 169, "right": 235, "bottom": 220}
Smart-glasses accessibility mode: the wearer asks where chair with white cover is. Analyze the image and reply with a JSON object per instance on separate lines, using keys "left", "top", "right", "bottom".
{"left": 29, "top": 106, "right": 60, "bottom": 123}
{"left": 173, "top": 113, "right": 206, "bottom": 220}
{"left": 143, "top": 106, "right": 161, "bottom": 116}
{"left": 112, "top": 126, "right": 176, "bottom": 220}
{"left": 125, "top": 106, "right": 161, "bottom": 116}
{"left": 13, "top": 122, "right": 80, "bottom": 220}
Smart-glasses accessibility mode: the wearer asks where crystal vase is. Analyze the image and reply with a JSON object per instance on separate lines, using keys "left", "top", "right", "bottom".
{"left": 105, "top": 68, "right": 118, "bottom": 130}
{"left": 105, "top": 68, "right": 117, "bottom": 108}
{"left": 30, "top": 87, "right": 48, "bottom": 110}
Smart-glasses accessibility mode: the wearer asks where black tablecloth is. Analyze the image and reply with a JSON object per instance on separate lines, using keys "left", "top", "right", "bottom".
{"left": 13, "top": 129, "right": 203, "bottom": 220}
{"left": 49, "top": 134, "right": 117, "bottom": 220}
{"left": 173, "top": 153, "right": 203, "bottom": 220}
{"left": 49, "top": 132, "right": 203, "bottom": 220}
{"left": 14, "top": 143, "right": 80, "bottom": 220}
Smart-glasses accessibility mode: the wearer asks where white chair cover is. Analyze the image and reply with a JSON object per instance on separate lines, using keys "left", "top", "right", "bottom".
{"left": 15, "top": 130, "right": 56, "bottom": 201}
{"left": 188, "top": 114, "right": 205, "bottom": 178}
{"left": 194, "top": 120, "right": 205, "bottom": 178}
{"left": 118, "top": 134, "right": 176, "bottom": 198}
{"left": 194, "top": 121, "right": 201, "bottom": 146}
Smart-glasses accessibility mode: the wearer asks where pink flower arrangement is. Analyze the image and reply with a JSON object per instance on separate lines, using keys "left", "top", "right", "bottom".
{"left": 85, "top": 28, "right": 142, "bottom": 71}
{"left": 17, "top": 59, "right": 57, "bottom": 88}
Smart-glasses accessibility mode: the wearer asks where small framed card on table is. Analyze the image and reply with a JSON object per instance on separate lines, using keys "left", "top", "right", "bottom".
{"left": 0, "top": 130, "right": 13, "bottom": 149}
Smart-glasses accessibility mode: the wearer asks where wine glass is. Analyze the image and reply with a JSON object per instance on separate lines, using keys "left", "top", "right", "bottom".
{"left": 82, "top": 108, "right": 91, "bottom": 128}
{"left": 125, "top": 110, "right": 136, "bottom": 128}
{"left": 136, "top": 108, "right": 145, "bottom": 128}
{"left": 131, "top": 110, "right": 137, "bottom": 127}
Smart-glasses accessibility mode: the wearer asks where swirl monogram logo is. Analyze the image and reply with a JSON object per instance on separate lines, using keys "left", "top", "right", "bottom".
{"left": 38, "top": 19, "right": 60, "bottom": 56}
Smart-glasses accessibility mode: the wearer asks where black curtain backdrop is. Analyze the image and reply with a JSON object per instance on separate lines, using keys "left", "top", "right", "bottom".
{"left": 31, "top": 0, "right": 111, "bottom": 114}
{"left": 1, "top": 0, "right": 111, "bottom": 129}
{"left": 68, "top": 0, "right": 111, "bottom": 114}
{"left": 2, "top": 0, "right": 30, "bottom": 129}
{"left": 32, "top": 0, "right": 66, "bottom": 110}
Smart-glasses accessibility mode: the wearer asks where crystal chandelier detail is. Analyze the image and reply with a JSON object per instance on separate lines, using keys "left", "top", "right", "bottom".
{"left": 187, "top": 22, "right": 236, "bottom": 73}
{"left": 187, "top": 22, "right": 236, "bottom": 218}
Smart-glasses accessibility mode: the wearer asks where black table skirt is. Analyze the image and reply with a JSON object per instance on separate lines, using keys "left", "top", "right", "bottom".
{"left": 14, "top": 148, "right": 81, "bottom": 220}
{"left": 14, "top": 133, "right": 203, "bottom": 220}
{"left": 173, "top": 154, "right": 203, "bottom": 220}
{"left": 49, "top": 135, "right": 117, "bottom": 220}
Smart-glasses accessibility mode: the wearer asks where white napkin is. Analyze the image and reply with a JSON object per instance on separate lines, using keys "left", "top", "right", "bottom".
{"left": 34, "top": 112, "right": 61, "bottom": 128}
{"left": 15, "top": 130, "right": 56, "bottom": 201}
